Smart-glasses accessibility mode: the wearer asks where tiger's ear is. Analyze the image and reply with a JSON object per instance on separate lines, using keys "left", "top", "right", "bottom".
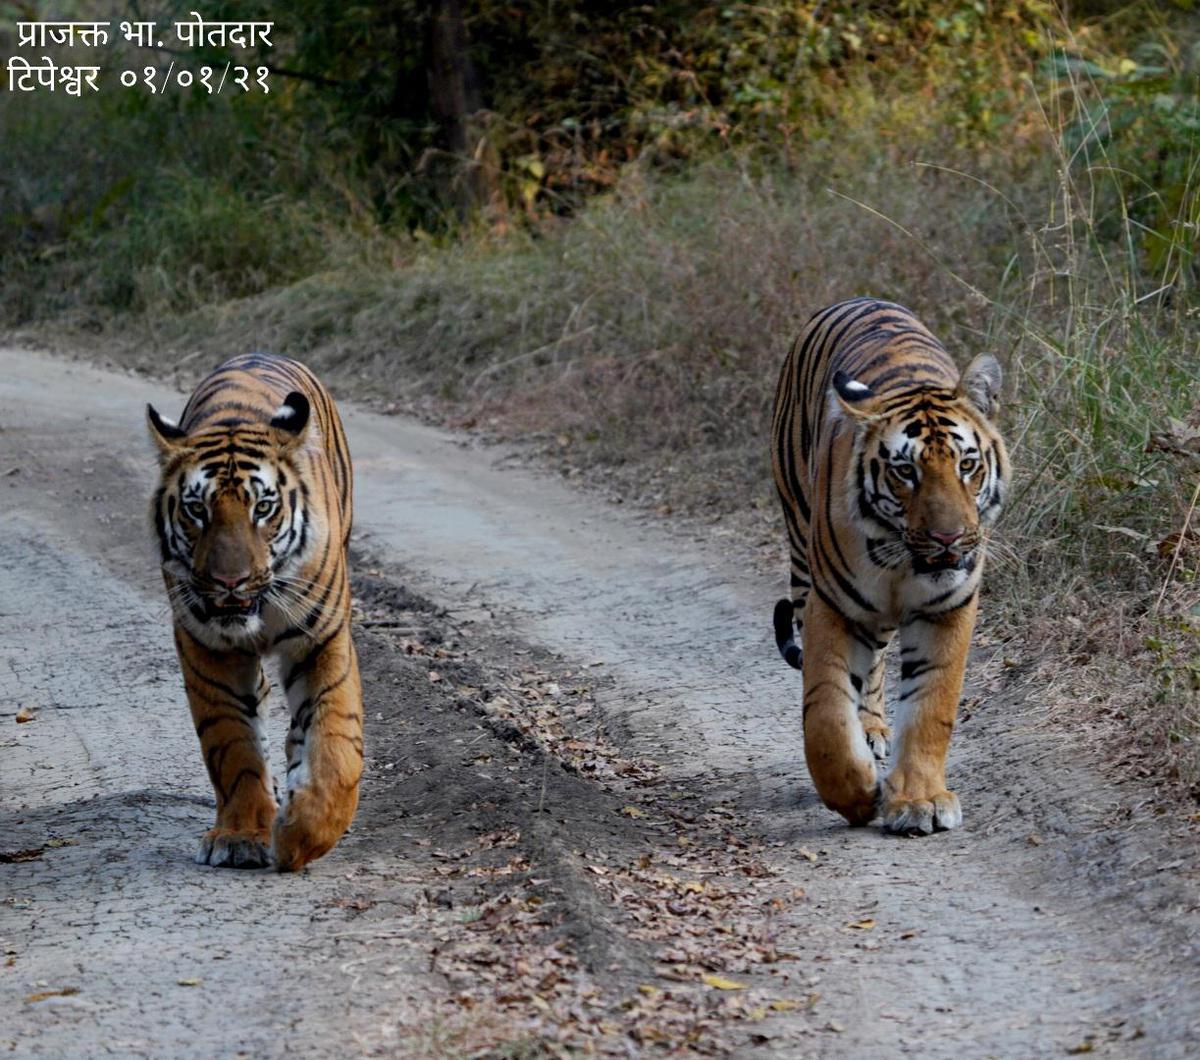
{"left": 270, "top": 391, "right": 311, "bottom": 449}
{"left": 147, "top": 404, "right": 187, "bottom": 460}
{"left": 831, "top": 371, "right": 884, "bottom": 422}
{"left": 958, "top": 354, "right": 1003, "bottom": 418}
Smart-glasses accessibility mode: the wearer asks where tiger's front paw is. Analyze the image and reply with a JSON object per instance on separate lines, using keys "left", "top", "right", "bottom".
{"left": 881, "top": 786, "right": 961, "bottom": 836}
{"left": 197, "top": 827, "right": 272, "bottom": 868}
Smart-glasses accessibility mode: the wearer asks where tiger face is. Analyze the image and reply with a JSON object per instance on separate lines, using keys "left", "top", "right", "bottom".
{"left": 147, "top": 392, "right": 317, "bottom": 644}
{"left": 833, "top": 355, "right": 1009, "bottom": 576}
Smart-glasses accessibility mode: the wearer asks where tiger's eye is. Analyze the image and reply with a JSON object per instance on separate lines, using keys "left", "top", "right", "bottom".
{"left": 254, "top": 499, "right": 275, "bottom": 518}
{"left": 960, "top": 457, "right": 979, "bottom": 476}
{"left": 185, "top": 501, "right": 206, "bottom": 520}
{"left": 890, "top": 463, "right": 918, "bottom": 485}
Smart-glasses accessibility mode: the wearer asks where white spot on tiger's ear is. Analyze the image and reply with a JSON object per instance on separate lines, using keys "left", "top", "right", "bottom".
{"left": 831, "top": 371, "right": 883, "bottom": 423}
{"left": 833, "top": 370, "right": 874, "bottom": 402}
{"left": 270, "top": 391, "right": 312, "bottom": 448}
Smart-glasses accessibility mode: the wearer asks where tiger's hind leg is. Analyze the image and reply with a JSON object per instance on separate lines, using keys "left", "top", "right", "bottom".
{"left": 858, "top": 632, "right": 895, "bottom": 762}
{"left": 274, "top": 617, "right": 364, "bottom": 872}
{"left": 176, "top": 628, "right": 276, "bottom": 869}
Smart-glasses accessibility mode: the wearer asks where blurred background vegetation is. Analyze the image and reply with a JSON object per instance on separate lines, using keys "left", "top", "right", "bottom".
{"left": 1, "top": 1, "right": 1198, "bottom": 795}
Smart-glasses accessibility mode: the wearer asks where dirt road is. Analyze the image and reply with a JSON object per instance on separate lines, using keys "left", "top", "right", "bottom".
{"left": 1, "top": 347, "right": 1197, "bottom": 1057}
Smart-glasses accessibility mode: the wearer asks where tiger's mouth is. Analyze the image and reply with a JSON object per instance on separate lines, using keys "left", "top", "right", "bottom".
{"left": 208, "top": 603, "right": 262, "bottom": 624}
{"left": 912, "top": 552, "right": 968, "bottom": 574}
{"left": 199, "top": 589, "right": 265, "bottom": 622}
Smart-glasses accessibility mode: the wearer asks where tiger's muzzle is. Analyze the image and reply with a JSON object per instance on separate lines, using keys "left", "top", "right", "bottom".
{"left": 194, "top": 575, "right": 272, "bottom": 622}
{"left": 906, "top": 528, "right": 982, "bottom": 573}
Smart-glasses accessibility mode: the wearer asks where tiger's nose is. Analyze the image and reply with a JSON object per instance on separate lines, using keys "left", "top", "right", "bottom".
{"left": 929, "top": 527, "right": 965, "bottom": 546}
{"left": 212, "top": 570, "right": 250, "bottom": 590}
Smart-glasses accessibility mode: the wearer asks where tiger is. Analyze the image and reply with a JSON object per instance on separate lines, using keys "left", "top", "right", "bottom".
{"left": 147, "top": 353, "right": 363, "bottom": 871}
{"left": 770, "top": 297, "right": 1009, "bottom": 835}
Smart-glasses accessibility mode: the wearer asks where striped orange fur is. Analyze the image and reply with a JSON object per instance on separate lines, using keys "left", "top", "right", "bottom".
{"left": 148, "top": 354, "right": 362, "bottom": 870}
{"left": 771, "top": 298, "right": 1009, "bottom": 834}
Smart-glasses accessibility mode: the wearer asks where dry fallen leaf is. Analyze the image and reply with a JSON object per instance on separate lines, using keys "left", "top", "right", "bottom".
{"left": 331, "top": 896, "right": 374, "bottom": 911}
{"left": 847, "top": 918, "right": 876, "bottom": 930}
{"left": 1147, "top": 417, "right": 1200, "bottom": 459}
{"left": 177, "top": 978, "right": 202, "bottom": 987}
{"left": 620, "top": 805, "right": 647, "bottom": 819}
{"left": 25, "top": 987, "right": 79, "bottom": 1003}
{"left": 15, "top": 707, "right": 35, "bottom": 724}
{"left": 770, "top": 999, "right": 801, "bottom": 1012}
{"left": 701, "top": 973, "right": 748, "bottom": 991}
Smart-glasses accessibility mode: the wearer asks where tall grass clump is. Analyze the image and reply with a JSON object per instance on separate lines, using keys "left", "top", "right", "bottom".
{"left": 973, "top": 33, "right": 1200, "bottom": 793}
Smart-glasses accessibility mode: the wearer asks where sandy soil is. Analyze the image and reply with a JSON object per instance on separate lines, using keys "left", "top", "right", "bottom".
{"left": 1, "top": 347, "right": 1197, "bottom": 1058}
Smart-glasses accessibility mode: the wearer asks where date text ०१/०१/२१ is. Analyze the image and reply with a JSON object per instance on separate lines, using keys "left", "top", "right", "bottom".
{"left": 5, "top": 55, "right": 270, "bottom": 96}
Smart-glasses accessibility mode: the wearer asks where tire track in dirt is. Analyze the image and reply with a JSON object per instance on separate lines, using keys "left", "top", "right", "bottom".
{"left": 1, "top": 347, "right": 1197, "bottom": 1057}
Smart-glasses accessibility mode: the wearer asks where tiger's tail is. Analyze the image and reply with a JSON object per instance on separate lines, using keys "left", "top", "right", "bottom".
{"left": 773, "top": 598, "right": 803, "bottom": 670}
